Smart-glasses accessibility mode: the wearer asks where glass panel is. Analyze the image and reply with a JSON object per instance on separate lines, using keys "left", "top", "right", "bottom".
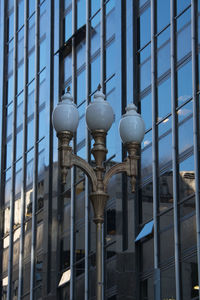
{"left": 139, "top": 7, "right": 151, "bottom": 48}
{"left": 6, "top": 139, "right": 12, "bottom": 169}
{"left": 7, "top": 102, "right": 13, "bottom": 138}
{"left": 28, "top": 0, "right": 35, "bottom": 16}
{"left": 8, "top": 11, "right": 14, "bottom": 41}
{"left": 180, "top": 197, "right": 195, "bottom": 219}
{"left": 158, "top": 77, "right": 171, "bottom": 121}
{"left": 18, "top": 0, "right": 24, "bottom": 30}
{"left": 91, "top": 0, "right": 100, "bottom": 16}
{"left": 65, "top": 9, "right": 72, "bottom": 41}
{"left": 91, "top": 12, "right": 100, "bottom": 55}
{"left": 157, "top": 27, "right": 170, "bottom": 78}
{"left": 106, "top": 40, "right": 115, "bottom": 79}
{"left": 177, "top": 60, "right": 192, "bottom": 105}
{"left": 141, "top": 92, "right": 152, "bottom": 130}
{"left": 157, "top": 0, "right": 170, "bottom": 33}
{"left": 160, "top": 226, "right": 174, "bottom": 262}
{"left": 77, "top": 104, "right": 86, "bottom": 146}
{"left": 28, "top": 51, "right": 35, "bottom": 83}
{"left": 177, "top": 0, "right": 190, "bottom": 15}
{"left": 77, "top": 40, "right": 85, "bottom": 70}
{"left": 13, "top": 228, "right": 20, "bottom": 267}
{"left": 140, "top": 45, "right": 151, "bottom": 91}
{"left": 22, "top": 261, "right": 31, "bottom": 295}
{"left": 8, "top": 40, "right": 14, "bottom": 76}
{"left": 39, "top": 39, "right": 46, "bottom": 71}
{"left": 15, "top": 159, "right": 22, "bottom": 196}
{"left": 5, "top": 169, "right": 12, "bottom": 208}
{"left": 16, "top": 129, "right": 23, "bottom": 159}
{"left": 4, "top": 207, "right": 10, "bottom": 235}
{"left": 179, "top": 155, "right": 195, "bottom": 201}
{"left": 77, "top": 69, "right": 85, "bottom": 105}
{"left": 140, "top": 181, "right": 153, "bottom": 223}
{"left": 159, "top": 169, "right": 173, "bottom": 212}
{"left": 161, "top": 267, "right": 176, "bottom": 299}
{"left": 141, "top": 238, "right": 154, "bottom": 272}
{"left": 64, "top": 53, "right": 72, "bottom": 82}
{"left": 140, "top": 277, "right": 154, "bottom": 300}
{"left": 177, "top": 8, "right": 191, "bottom": 61}
{"left": 106, "top": 0, "right": 115, "bottom": 41}
{"left": 181, "top": 256, "right": 199, "bottom": 299}
{"left": 91, "top": 55, "right": 100, "bottom": 93}
{"left": 159, "top": 130, "right": 172, "bottom": 170}
{"left": 77, "top": 0, "right": 85, "bottom": 29}
{"left": 36, "top": 222, "right": 43, "bottom": 250}
{"left": 38, "top": 140, "right": 45, "bottom": 176}
{"left": 27, "top": 117, "right": 34, "bottom": 149}
{"left": 7, "top": 75, "right": 14, "bottom": 104}
{"left": 28, "top": 80, "right": 35, "bottom": 117}
{"left": 178, "top": 109, "right": 193, "bottom": 156}
{"left": 18, "top": 28, "right": 24, "bottom": 64}
{"left": 141, "top": 143, "right": 152, "bottom": 181}
{"left": 180, "top": 214, "right": 196, "bottom": 253}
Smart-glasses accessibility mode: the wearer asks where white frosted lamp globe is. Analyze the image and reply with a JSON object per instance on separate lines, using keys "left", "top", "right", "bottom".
{"left": 119, "top": 104, "right": 145, "bottom": 144}
{"left": 86, "top": 89, "right": 114, "bottom": 132}
{"left": 52, "top": 91, "right": 79, "bottom": 134}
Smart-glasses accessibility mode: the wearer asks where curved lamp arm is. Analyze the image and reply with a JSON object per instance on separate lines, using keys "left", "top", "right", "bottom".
{"left": 57, "top": 131, "right": 97, "bottom": 192}
{"left": 71, "top": 154, "right": 98, "bottom": 192}
{"left": 103, "top": 161, "right": 129, "bottom": 192}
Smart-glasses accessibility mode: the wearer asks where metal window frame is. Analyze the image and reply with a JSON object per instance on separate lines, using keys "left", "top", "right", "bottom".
{"left": 18, "top": 0, "right": 28, "bottom": 298}
{"left": 170, "top": 0, "right": 182, "bottom": 298}
{"left": 30, "top": 0, "right": 39, "bottom": 298}
{"left": 7, "top": 0, "right": 18, "bottom": 298}
{"left": 191, "top": 2, "right": 200, "bottom": 300}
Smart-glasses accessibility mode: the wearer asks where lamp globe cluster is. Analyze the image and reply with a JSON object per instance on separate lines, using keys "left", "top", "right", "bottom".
{"left": 52, "top": 86, "right": 145, "bottom": 145}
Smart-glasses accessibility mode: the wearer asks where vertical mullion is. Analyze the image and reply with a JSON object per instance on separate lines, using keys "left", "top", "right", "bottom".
{"left": 7, "top": 0, "right": 17, "bottom": 298}
{"left": 191, "top": 1, "right": 200, "bottom": 299}
{"left": 100, "top": 1, "right": 105, "bottom": 298}
{"left": 46, "top": 0, "right": 54, "bottom": 295}
{"left": 170, "top": 0, "right": 181, "bottom": 299}
{"left": 85, "top": 0, "right": 90, "bottom": 299}
{"left": 70, "top": 0, "right": 76, "bottom": 299}
{"left": 18, "top": 0, "right": 28, "bottom": 298}
{"left": 30, "top": 0, "right": 39, "bottom": 298}
{"left": 151, "top": 0, "right": 160, "bottom": 298}
{"left": 0, "top": 0, "right": 6, "bottom": 295}
{"left": 100, "top": 0, "right": 105, "bottom": 89}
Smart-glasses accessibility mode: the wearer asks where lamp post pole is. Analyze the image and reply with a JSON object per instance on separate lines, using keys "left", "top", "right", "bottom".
{"left": 52, "top": 86, "right": 145, "bottom": 300}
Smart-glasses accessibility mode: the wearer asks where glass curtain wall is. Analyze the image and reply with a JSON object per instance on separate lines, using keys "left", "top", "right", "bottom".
{"left": 0, "top": 0, "right": 53, "bottom": 299}
{"left": 137, "top": 0, "right": 200, "bottom": 299}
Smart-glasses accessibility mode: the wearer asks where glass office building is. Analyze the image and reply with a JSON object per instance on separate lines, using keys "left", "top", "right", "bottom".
{"left": 0, "top": 0, "right": 200, "bottom": 299}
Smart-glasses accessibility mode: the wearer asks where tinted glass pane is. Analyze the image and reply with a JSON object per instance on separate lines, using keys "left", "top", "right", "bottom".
{"left": 139, "top": 7, "right": 151, "bottom": 48}
{"left": 177, "top": 9, "right": 191, "bottom": 61}
{"left": 179, "top": 155, "right": 195, "bottom": 201}
{"left": 157, "top": 0, "right": 170, "bottom": 33}
{"left": 141, "top": 93, "right": 152, "bottom": 130}
{"left": 157, "top": 27, "right": 170, "bottom": 77}
{"left": 158, "top": 77, "right": 171, "bottom": 121}
{"left": 177, "top": 60, "right": 192, "bottom": 106}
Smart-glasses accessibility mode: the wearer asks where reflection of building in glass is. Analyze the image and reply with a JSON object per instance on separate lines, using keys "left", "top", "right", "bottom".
{"left": 0, "top": 0, "right": 200, "bottom": 299}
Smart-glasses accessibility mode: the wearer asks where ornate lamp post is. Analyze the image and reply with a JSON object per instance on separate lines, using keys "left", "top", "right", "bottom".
{"left": 52, "top": 86, "right": 145, "bottom": 300}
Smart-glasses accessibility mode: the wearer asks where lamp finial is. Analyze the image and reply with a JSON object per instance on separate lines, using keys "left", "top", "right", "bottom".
{"left": 97, "top": 84, "right": 101, "bottom": 91}
{"left": 67, "top": 86, "right": 70, "bottom": 93}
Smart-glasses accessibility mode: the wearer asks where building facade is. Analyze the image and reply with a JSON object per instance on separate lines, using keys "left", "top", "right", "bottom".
{"left": 0, "top": 0, "right": 200, "bottom": 299}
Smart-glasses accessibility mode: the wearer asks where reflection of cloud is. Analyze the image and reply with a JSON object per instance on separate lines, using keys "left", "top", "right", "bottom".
{"left": 163, "top": 118, "right": 169, "bottom": 123}
{"left": 177, "top": 108, "right": 191, "bottom": 116}
{"left": 144, "top": 140, "right": 150, "bottom": 146}
{"left": 178, "top": 95, "right": 190, "bottom": 102}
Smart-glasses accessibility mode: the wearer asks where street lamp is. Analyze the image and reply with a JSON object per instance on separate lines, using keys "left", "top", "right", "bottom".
{"left": 52, "top": 85, "right": 145, "bottom": 300}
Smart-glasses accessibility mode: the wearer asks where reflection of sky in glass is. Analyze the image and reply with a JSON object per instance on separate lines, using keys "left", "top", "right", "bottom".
{"left": 178, "top": 61, "right": 192, "bottom": 105}
{"left": 157, "top": 0, "right": 170, "bottom": 33}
